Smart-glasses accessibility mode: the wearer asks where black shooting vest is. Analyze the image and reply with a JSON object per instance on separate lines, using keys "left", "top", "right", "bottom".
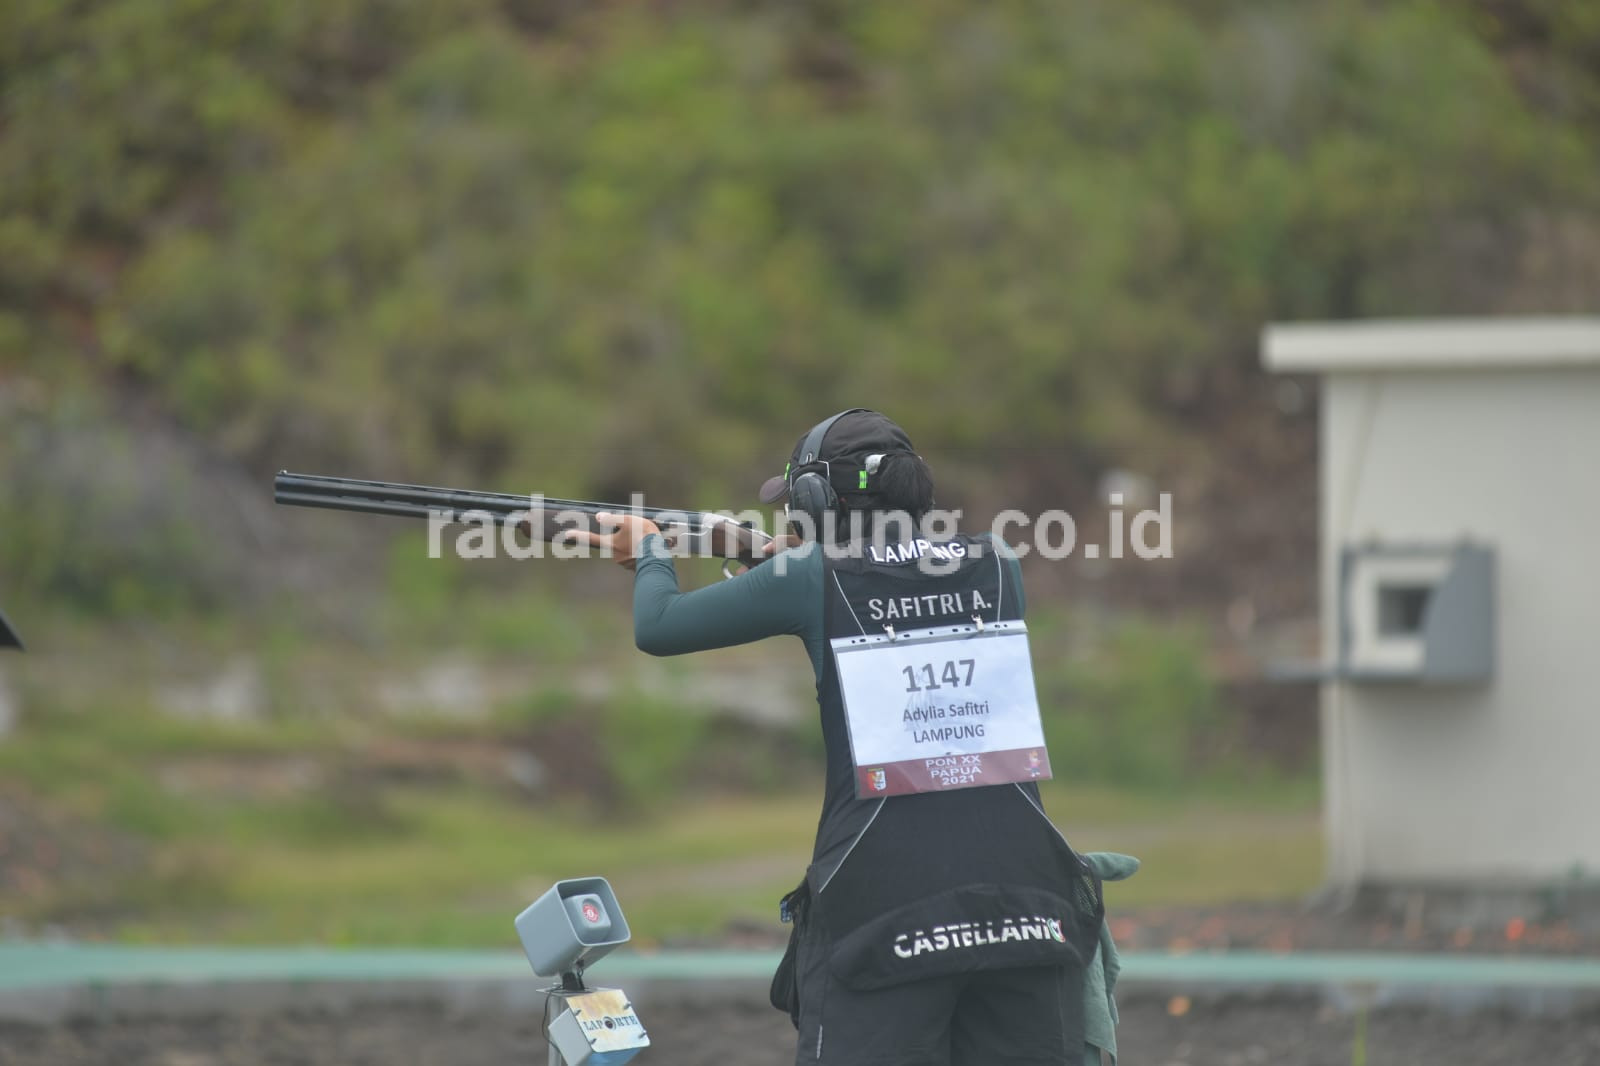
{"left": 805, "top": 533, "right": 1103, "bottom": 990}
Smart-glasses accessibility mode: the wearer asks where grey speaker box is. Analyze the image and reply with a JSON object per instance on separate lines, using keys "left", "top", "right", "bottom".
{"left": 515, "top": 877, "right": 631, "bottom": 978}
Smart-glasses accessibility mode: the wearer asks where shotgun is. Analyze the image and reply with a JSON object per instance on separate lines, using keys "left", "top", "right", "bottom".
{"left": 273, "top": 471, "right": 774, "bottom": 570}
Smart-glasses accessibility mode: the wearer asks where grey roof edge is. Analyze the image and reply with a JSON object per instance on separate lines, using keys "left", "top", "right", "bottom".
{"left": 1262, "top": 316, "right": 1600, "bottom": 373}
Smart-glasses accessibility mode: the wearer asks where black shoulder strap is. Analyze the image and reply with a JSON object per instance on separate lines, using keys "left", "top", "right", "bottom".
{"left": 0, "top": 606, "right": 22, "bottom": 651}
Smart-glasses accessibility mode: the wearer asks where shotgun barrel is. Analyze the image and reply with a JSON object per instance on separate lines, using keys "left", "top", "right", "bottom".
{"left": 273, "top": 472, "right": 773, "bottom": 566}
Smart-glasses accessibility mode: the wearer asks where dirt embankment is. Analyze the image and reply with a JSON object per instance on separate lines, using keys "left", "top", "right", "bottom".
{"left": 4, "top": 993, "right": 1598, "bottom": 1066}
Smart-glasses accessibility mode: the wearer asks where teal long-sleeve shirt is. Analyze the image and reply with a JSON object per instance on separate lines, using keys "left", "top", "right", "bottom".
{"left": 630, "top": 535, "right": 827, "bottom": 676}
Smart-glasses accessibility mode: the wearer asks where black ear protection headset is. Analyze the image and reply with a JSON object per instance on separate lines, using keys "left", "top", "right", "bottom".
{"left": 785, "top": 408, "right": 867, "bottom": 532}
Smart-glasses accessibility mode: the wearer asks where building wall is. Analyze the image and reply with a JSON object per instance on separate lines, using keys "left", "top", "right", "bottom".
{"left": 1319, "top": 367, "right": 1600, "bottom": 885}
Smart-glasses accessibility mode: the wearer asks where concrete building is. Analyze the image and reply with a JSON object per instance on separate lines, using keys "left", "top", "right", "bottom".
{"left": 1262, "top": 316, "right": 1600, "bottom": 897}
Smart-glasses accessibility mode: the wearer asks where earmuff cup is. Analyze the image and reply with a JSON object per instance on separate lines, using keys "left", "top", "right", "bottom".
{"left": 784, "top": 408, "right": 861, "bottom": 537}
{"left": 788, "top": 469, "right": 837, "bottom": 534}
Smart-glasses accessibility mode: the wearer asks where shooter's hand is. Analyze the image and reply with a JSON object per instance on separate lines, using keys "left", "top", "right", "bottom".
{"left": 761, "top": 533, "right": 805, "bottom": 556}
{"left": 558, "top": 512, "right": 663, "bottom": 570}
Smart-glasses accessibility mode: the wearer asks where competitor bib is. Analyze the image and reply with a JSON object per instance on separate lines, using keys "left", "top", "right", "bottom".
{"left": 830, "top": 621, "right": 1052, "bottom": 798}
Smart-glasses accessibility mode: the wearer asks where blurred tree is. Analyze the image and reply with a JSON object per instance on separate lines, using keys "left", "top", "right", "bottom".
{"left": 2, "top": 0, "right": 1598, "bottom": 608}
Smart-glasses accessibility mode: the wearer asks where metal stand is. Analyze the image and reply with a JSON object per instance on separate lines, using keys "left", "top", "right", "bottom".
{"left": 541, "top": 970, "right": 649, "bottom": 1066}
{"left": 547, "top": 1006, "right": 565, "bottom": 1066}
{"left": 545, "top": 978, "right": 577, "bottom": 1066}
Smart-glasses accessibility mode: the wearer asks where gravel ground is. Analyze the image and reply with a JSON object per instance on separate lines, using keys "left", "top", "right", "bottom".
{"left": 6, "top": 892, "right": 1600, "bottom": 1064}
{"left": 4, "top": 993, "right": 1600, "bottom": 1066}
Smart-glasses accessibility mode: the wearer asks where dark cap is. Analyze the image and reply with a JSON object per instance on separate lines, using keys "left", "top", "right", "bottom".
{"left": 758, "top": 410, "right": 916, "bottom": 503}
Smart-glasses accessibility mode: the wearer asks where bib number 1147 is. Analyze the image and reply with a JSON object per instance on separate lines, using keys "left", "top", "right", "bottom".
{"left": 901, "top": 659, "right": 975, "bottom": 692}
{"left": 831, "top": 623, "right": 1051, "bottom": 798}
